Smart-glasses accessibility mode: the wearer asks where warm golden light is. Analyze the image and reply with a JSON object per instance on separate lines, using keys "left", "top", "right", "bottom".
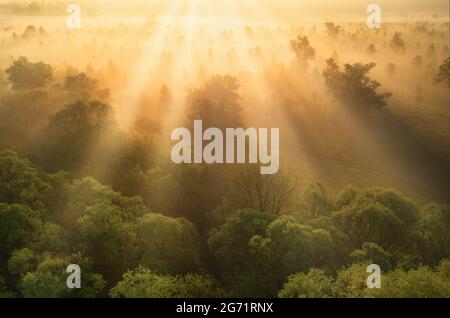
{"left": 0, "top": 0, "right": 449, "bottom": 300}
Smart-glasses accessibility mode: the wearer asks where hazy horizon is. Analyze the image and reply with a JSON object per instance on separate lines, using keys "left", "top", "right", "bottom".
{"left": 0, "top": 0, "right": 448, "bottom": 24}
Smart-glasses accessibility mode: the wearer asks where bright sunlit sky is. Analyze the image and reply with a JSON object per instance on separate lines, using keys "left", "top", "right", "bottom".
{"left": 1, "top": 0, "right": 448, "bottom": 23}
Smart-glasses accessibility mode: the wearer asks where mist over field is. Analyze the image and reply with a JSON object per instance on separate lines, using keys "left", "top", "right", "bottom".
{"left": 0, "top": 0, "right": 449, "bottom": 298}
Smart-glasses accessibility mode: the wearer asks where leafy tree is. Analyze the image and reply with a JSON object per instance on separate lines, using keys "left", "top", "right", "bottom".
{"left": 110, "top": 118, "right": 161, "bottom": 194}
{"left": 417, "top": 204, "right": 450, "bottom": 264}
{"left": 63, "top": 72, "right": 110, "bottom": 101}
{"left": 278, "top": 269, "right": 333, "bottom": 298}
{"left": 136, "top": 213, "right": 201, "bottom": 275}
{"left": 0, "top": 203, "right": 39, "bottom": 273}
{"left": 154, "top": 165, "right": 231, "bottom": 231}
{"left": 325, "top": 22, "right": 341, "bottom": 38}
{"left": 308, "top": 228, "right": 339, "bottom": 269}
{"left": 5, "top": 57, "right": 53, "bottom": 90}
{"left": 332, "top": 188, "right": 418, "bottom": 250}
{"left": 8, "top": 248, "right": 38, "bottom": 278}
{"left": 303, "top": 216, "right": 352, "bottom": 271}
{"left": 20, "top": 270, "right": 66, "bottom": 298}
{"left": 390, "top": 32, "right": 405, "bottom": 52}
{"left": 299, "top": 183, "right": 334, "bottom": 218}
{"left": 31, "top": 222, "right": 66, "bottom": 254}
{"left": 368, "top": 264, "right": 450, "bottom": 298}
{"left": 437, "top": 259, "right": 450, "bottom": 280}
{"left": 208, "top": 208, "right": 279, "bottom": 296}
{"left": 39, "top": 100, "right": 115, "bottom": 171}
{"left": 128, "top": 118, "right": 161, "bottom": 168}
{"left": 333, "top": 263, "right": 369, "bottom": 298}
{"left": 323, "top": 59, "right": 392, "bottom": 109}
{"left": 186, "top": 75, "right": 242, "bottom": 129}
{"left": 333, "top": 200, "right": 402, "bottom": 249}
{"left": 110, "top": 267, "right": 219, "bottom": 298}
{"left": 350, "top": 243, "right": 393, "bottom": 271}
{"left": 18, "top": 253, "right": 106, "bottom": 298}
{"left": 335, "top": 186, "right": 359, "bottom": 209}
{"left": 38, "top": 26, "right": 46, "bottom": 36}
{"left": 0, "top": 150, "right": 52, "bottom": 211}
{"left": 208, "top": 209, "right": 275, "bottom": 273}
{"left": 259, "top": 255, "right": 450, "bottom": 299}
{"left": 433, "top": 57, "right": 450, "bottom": 87}
{"left": 64, "top": 73, "right": 99, "bottom": 92}
{"left": 61, "top": 176, "right": 145, "bottom": 228}
{"left": 209, "top": 210, "right": 342, "bottom": 297}
{"left": 23, "top": 25, "right": 37, "bottom": 36}
{"left": 76, "top": 201, "right": 138, "bottom": 283}
{"left": 290, "top": 36, "right": 315, "bottom": 68}
{"left": 249, "top": 216, "right": 336, "bottom": 280}
{"left": 249, "top": 216, "right": 314, "bottom": 275}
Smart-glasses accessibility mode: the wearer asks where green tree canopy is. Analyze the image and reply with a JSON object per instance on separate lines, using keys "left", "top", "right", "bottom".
{"left": 110, "top": 267, "right": 219, "bottom": 298}
{"left": 18, "top": 253, "right": 106, "bottom": 298}
{"left": 333, "top": 263, "right": 369, "bottom": 298}
{"left": 278, "top": 269, "right": 333, "bottom": 298}
{"left": 368, "top": 264, "right": 450, "bottom": 298}
{"left": 208, "top": 209, "right": 275, "bottom": 272}
{"left": 0, "top": 203, "right": 39, "bottom": 272}
{"left": 76, "top": 201, "right": 138, "bottom": 283}
{"left": 0, "top": 150, "right": 52, "bottom": 211}
{"left": 350, "top": 242, "right": 393, "bottom": 271}
{"left": 299, "top": 182, "right": 334, "bottom": 218}
{"left": 61, "top": 176, "right": 145, "bottom": 227}
{"left": 249, "top": 216, "right": 337, "bottom": 279}
{"left": 136, "top": 213, "right": 201, "bottom": 275}
{"left": 417, "top": 204, "right": 450, "bottom": 264}
{"left": 332, "top": 188, "right": 418, "bottom": 250}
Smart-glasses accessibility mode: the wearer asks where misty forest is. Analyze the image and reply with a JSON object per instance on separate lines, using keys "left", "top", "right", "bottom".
{"left": 0, "top": 1, "right": 449, "bottom": 298}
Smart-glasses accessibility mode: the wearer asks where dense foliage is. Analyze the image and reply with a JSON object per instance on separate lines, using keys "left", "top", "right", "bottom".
{"left": 0, "top": 148, "right": 448, "bottom": 298}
